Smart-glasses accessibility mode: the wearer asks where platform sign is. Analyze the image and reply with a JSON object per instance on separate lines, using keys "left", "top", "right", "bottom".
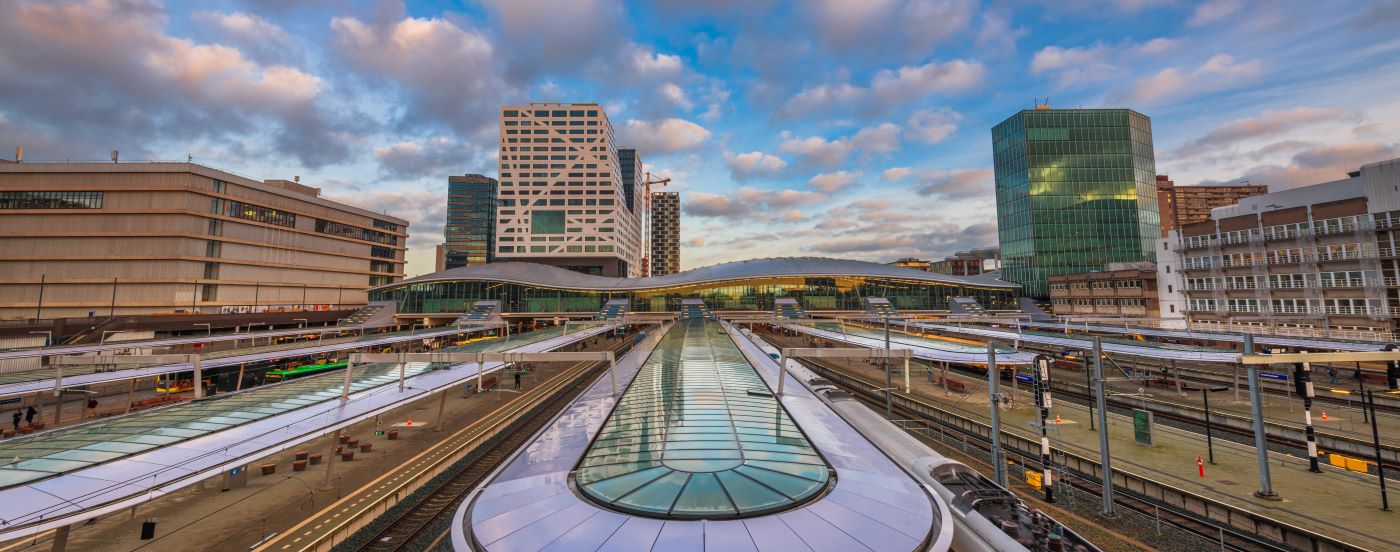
{"left": 1259, "top": 372, "right": 1288, "bottom": 382}
{"left": 1133, "top": 409, "right": 1154, "bottom": 447}
{"left": 1014, "top": 374, "right": 1034, "bottom": 384}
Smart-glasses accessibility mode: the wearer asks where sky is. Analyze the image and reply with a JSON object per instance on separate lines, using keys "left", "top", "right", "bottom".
{"left": 3, "top": 0, "right": 1399, "bottom": 277}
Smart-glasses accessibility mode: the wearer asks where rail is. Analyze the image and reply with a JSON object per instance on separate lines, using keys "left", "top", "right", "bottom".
{"left": 801, "top": 358, "right": 1373, "bottom": 552}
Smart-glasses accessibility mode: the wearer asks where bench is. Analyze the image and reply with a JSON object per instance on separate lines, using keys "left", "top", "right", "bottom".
{"left": 938, "top": 377, "right": 967, "bottom": 393}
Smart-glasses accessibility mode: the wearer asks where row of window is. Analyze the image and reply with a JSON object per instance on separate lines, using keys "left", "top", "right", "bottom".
{"left": 315, "top": 219, "right": 398, "bottom": 245}
{"left": 1188, "top": 297, "right": 1386, "bottom": 314}
{"left": 1185, "top": 271, "right": 1382, "bottom": 290}
{"left": 0, "top": 191, "right": 103, "bottom": 209}
{"left": 1181, "top": 215, "right": 1373, "bottom": 248}
{"left": 503, "top": 109, "right": 599, "bottom": 118}
{"left": 227, "top": 200, "right": 296, "bottom": 227}
{"left": 1184, "top": 243, "right": 1374, "bottom": 268}
{"left": 1051, "top": 278, "right": 1143, "bottom": 291}
{"left": 1052, "top": 297, "right": 1148, "bottom": 307}
{"left": 499, "top": 244, "right": 616, "bottom": 254}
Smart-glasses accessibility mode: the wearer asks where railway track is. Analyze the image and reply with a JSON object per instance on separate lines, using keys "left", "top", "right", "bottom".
{"left": 793, "top": 355, "right": 1297, "bottom": 552}
{"left": 335, "top": 341, "right": 630, "bottom": 552}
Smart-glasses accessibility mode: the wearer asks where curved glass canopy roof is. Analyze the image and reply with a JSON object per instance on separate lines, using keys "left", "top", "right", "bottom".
{"left": 575, "top": 319, "right": 830, "bottom": 518}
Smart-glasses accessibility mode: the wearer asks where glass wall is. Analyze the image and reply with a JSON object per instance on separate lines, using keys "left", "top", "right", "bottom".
{"left": 370, "top": 276, "right": 1017, "bottom": 314}
{"left": 993, "top": 109, "right": 1160, "bottom": 298}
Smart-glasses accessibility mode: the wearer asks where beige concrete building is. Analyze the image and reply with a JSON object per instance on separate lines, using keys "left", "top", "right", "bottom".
{"left": 1156, "top": 175, "right": 1268, "bottom": 237}
{"left": 649, "top": 191, "right": 680, "bottom": 276}
{"left": 0, "top": 162, "right": 407, "bottom": 319}
{"left": 495, "top": 102, "right": 643, "bottom": 277}
{"left": 1048, "top": 262, "right": 1160, "bottom": 317}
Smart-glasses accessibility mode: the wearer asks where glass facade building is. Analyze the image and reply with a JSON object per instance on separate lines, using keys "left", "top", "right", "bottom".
{"left": 992, "top": 108, "right": 1160, "bottom": 298}
{"left": 367, "top": 258, "right": 1018, "bottom": 314}
{"left": 444, "top": 174, "right": 498, "bottom": 269}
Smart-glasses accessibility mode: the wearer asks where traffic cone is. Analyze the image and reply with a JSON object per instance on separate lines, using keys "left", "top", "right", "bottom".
{"left": 407, "top": 419, "right": 413, "bottom": 426}
{"left": 1055, "top": 414, "right": 1062, "bottom": 424}
{"left": 1320, "top": 411, "right": 1328, "bottom": 421}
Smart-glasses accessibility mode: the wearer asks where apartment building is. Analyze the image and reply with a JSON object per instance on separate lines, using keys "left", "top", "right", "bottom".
{"left": 0, "top": 162, "right": 407, "bottom": 319}
{"left": 1155, "top": 175, "right": 1267, "bottom": 236}
{"left": 649, "top": 191, "right": 680, "bottom": 276}
{"left": 495, "top": 102, "right": 643, "bottom": 277}
{"left": 1048, "top": 262, "right": 1159, "bottom": 317}
{"left": 1169, "top": 157, "right": 1400, "bottom": 339}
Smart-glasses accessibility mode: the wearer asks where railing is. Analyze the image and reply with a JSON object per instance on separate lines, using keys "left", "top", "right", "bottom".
{"left": 1314, "top": 250, "right": 1369, "bottom": 261}
{"left": 1379, "top": 246, "right": 1397, "bottom": 257}
{"left": 1266, "top": 279, "right": 1313, "bottom": 289}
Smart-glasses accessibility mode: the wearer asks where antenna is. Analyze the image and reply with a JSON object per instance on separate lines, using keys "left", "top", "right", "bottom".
{"left": 110, "top": 150, "right": 119, "bottom": 163}
{"left": 15, "top": 146, "right": 21, "bottom": 163}
{"left": 1034, "top": 98, "right": 1051, "bottom": 110}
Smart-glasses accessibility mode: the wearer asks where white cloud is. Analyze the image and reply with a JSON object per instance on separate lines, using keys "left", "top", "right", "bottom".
{"left": 784, "top": 59, "right": 983, "bottom": 116}
{"left": 1189, "top": 0, "right": 1246, "bottom": 26}
{"left": 685, "top": 187, "right": 827, "bottom": 219}
{"left": 884, "top": 166, "right": 993, "bottom": 199}
{"left": 619, "top": 118, "right": 712, "bottom": 153}
{"left": 628, "top": 45, "right": 683, "bottom": 77}
{"left": 904, "top": 109, "right": 961, "bottom": 144}
{"left": 1126, "top": 54, "right": 1262, "bottom": 104}
{"left": 808, "top": 171, "right": 863, "bottom": 193}
{"left": 779, "top": 134, "right": 853, "bottom": 168}
{"left": 192, "top": 11, "right": 297, "bottom": 64}
{"left": 1171, "top": 107, "right": 1350, "bottom": 158}
{"left": 373, "top": 137, "right": 466, "bottom": 180}
{"left": 724, "top": 151, "right": 788, "bottom": 180}
{"left": 851, "top": 123, "right": 901, "bottom": 156}
{"left": 1030, "top": 44, "right": 1117, "bottom": 87}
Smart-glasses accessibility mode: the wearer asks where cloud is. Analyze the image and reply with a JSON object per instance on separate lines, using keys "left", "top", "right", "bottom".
{"left": 1171, "top": 107, "right": 1349, "bottom": 159}
{"left": 192, "top": 11, "right": 298, "bottom": 64}
{"left": 1030, "top": 44, "right": 1117, "bottom": 87}
{"left": 478, "top": 0, "right": 625, "bottom": 82}
{"left": 1189, "top": 0, "right": 1246, "bottom": 26}
{"left": 809, "top": 0, "right": 976, "bottom": 60}
{"left": 373, "top": 137, "right": 468, "bottom": 180}
{"left": 684, "top": 187, "right": 827, "bottom": 219}
{"left": 782, "top": 210, "right": 805, "bottom": 222}
{"left": 784, "top": 59, "right": 983, "bottom": 116}
{"left": 904, "top": 109, "right": 961, "bottom": 144}
{"left": 619, "top": 118, "right": 712, "bottom": 153}
{"left": 0, "top": 0, "right": 352, "bottom": 167}
{"left": 974, "top": 12, "right": 1027, "bottom": 55}
{"left": 779, "top": 134, "right": 853, "bottom": 168}
{"left": 808, "top": 171, "right": 863, "bottom": 193}
{"left": 851, "top": 123, "right": 902, "bottom": 156}
{"left": 884, "top": 167, "right": 993, "bottom": 199}
{"left": 332, "top": 8, "right": 509, "bottom": 140}
{"left": 1206, "top": 141, "right": 1399, "bottom": 190}
{"left": 724, "top": 151, "right": 788, "bottom": 180}
{"left": 688, "top": 236, "right": 705, "bottom": 247}
{"left": 1124, "top": 54, "right": 1262, "bottom": 104}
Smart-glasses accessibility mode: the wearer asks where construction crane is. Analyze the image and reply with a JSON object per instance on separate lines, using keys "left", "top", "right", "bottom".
{"left": 640, "top": 172, "right": 672, "bottom": 277}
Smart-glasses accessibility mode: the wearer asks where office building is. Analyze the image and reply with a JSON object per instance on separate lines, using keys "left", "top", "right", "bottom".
{"left": 1156, "top": 175, "right": 1267, "bottom": 236}
{"left": 0, "top": 162, "right": 407, "bottom": 319}
{"left": 992, "top": 106, "right": 1161, "bottom": 298}
{"left": 888, "top": 258, "right": 932, "bottom": 271}
{"left": 495, "top": 102, "right": 643, "bottom": 277}
{"left": 1048, "top": 262, "right": 1159, "bottom": 317}
{"left": 619, "top": 148, "right": 641, "bottom": 214}
{"left": 1170, "top": 157, "right": 1400, "bottom": 340}
{"left": 930, "top": 248, "right": 1000, "bottom": 276}
{"left": 444, "top": 174, "right": 498, "bottom": 269}
{"left": 650, "top": 191, "right": 680, "bottom": 276}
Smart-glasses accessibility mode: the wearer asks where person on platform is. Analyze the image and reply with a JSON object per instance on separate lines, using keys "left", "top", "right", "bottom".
{"left": 514, "top": 370, "right": 522, "bottom": 390}
{"left": 11, "top": 410, "right": 20, "bottom": 431}
{"left": 24, "top": 405, "right": 36, "bottom": 425}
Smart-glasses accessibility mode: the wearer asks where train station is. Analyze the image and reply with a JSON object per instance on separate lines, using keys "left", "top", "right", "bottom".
{"left": 0, "top": 258, "right": 1392, "bottom": 552}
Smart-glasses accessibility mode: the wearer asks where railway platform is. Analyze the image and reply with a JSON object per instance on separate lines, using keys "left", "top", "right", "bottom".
{"left": 803, "top": 346, "right": 1400, "bottom": 552}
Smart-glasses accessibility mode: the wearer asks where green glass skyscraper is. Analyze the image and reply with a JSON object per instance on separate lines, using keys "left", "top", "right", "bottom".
{"left": 991, "top": 108, "right": 1160, "bottom": 298}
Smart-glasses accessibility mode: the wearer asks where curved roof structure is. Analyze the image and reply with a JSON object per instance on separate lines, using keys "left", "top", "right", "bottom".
{"left": 376, "top": 257, "right": 1020, "bottom": 291}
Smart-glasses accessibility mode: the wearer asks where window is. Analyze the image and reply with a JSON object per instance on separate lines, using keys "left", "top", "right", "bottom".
{"left": 371, "top": 246, "right": 395, "bottom": 259}
{"left": 316, "top": 219, "right": 398, "bottom": 245}
{"left": 227, "top": 201, "right": 295, "bottom": 227}
{"left": 373, "top": 219, "right": 399, "bottom": 231}
{"left": 531, "top": 210, "right": 566, "bottom": 234}
{"left": 370, "top": 260, "right": 395, "bottom": 273}
{"left": 0, "top": 191, "right": 103, "bottom": 209}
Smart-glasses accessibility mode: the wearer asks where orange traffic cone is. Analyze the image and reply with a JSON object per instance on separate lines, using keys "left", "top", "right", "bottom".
{"left": 407, "top": 419, "right": 413, "bottom": 426}
{"left": 1055, "top": 414, "right": 1062, "bottom": 424}
{"left": 1320, "top": 411, "right": 1328, "bottom": 421}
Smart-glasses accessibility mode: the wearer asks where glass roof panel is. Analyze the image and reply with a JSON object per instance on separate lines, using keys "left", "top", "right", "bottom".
{"left": 576, "top": 320, "right": 830, "bottom": 519}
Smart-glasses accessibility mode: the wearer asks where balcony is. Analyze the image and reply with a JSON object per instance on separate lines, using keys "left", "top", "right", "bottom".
{"left": 1267, "top": 279, "right": 1313, "bottom": 289}
{"left": 1380, "top": 246, "right": 1397, "bottom": 258}
{"left": 1314, "top": 222, "right": 1371, "bottom": 236}
{"left": 1314, "top": 250, "right": 1372, "bottom": 262}
{"left": 1377, "top": 218, "right": 1398, "bottom": 230}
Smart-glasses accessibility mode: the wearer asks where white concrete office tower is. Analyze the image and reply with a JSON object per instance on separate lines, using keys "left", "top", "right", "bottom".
{"left": 495, "top": 102, "right": 643, "bottom": 277}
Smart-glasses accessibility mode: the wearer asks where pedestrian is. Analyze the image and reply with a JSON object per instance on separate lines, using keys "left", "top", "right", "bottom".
{"left": 24, "top": 405, "right": 36, "bottom": 425}
{"left": 86, "top": 397, "right": 98, "bottom": 416}
{"left": 11, "top": 410, "right": 20, "bottom": 431}
{"left": 1354, "top": 367, "right": 1364, "bottom": 384}
{"left": 1328, "top": 366, "right": 1339, "bottom": 385}
{"left": 514, "top": 370, "right": 522, "bottom": 390}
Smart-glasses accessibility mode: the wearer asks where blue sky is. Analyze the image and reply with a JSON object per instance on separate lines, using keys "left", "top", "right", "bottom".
{"left": 3, "top": 0, "right": 1398, "bottom": 276}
